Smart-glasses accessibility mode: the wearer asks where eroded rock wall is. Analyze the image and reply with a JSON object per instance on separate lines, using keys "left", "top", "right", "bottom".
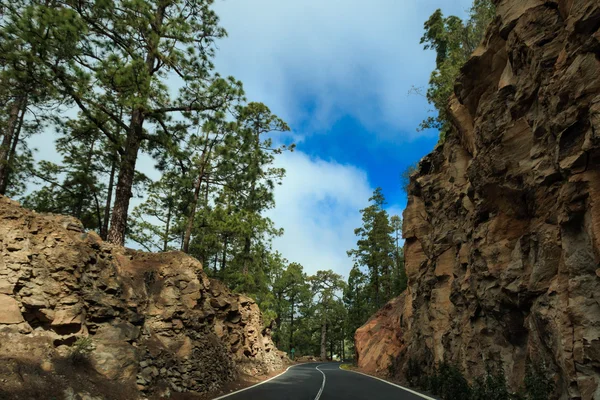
{"left": 0, "top": 196, "right": 286, "bottom": 399}
{"left": 357, "top": 0, "right": 600, "bottom": 398}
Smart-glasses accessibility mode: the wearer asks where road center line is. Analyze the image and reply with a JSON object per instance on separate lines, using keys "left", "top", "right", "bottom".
{"left": 314, "top": 364, "right": 327, "bottom": 400}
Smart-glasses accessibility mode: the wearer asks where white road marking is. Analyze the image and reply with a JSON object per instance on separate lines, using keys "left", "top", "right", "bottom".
{"left": 314, "top": 364, "right": 328, "bottom": 400}
{"left": 338, "top": 364, "right": 437, "bottom": 400}
{"left": 212, "top": 364, "right": 298, "bottom": 400}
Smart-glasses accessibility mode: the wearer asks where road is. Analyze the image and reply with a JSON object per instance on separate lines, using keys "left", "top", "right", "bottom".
{"left": 213, "top": 362, "right": 435, "bottom": 400}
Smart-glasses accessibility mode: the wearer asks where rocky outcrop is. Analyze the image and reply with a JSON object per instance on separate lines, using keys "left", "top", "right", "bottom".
{"left": 356, "top": 0, "right": 600, "bottom": 399}
{"left": 0, "top": 195, "right": 286, "bottom": 399}
{"left": 354, "top": 296, "right": 405, "bottom": 375}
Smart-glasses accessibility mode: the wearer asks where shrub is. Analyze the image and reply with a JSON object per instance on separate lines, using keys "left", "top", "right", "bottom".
{"left": 524, "top": 361, "right": 554, "bottom": 400}
{"left": 69, "top": 336, "right": 94, "bottom": 364}
{"left": 406, "top": 357, "right": 423, "bottom": 387}
{"left": 470, "top": 365, "right": 509, "bottom": 400}
{"left": 436, "top": 362, "right": 471, "bottom": 400}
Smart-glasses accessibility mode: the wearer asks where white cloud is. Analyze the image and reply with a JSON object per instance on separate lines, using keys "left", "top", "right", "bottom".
{"left": 267, "top": 150, "right": 391, "bottom": 279}
{"left": 213, "top": 0, "right": 473, "bottom": 139}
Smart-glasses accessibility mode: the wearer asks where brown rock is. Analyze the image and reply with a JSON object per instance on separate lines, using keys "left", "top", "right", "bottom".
{"left": 355, "top": 296, "right": 405, "bottom": 373}
{"left": 0, "top": 194, "right": 287, "bottom": 397}
{"left": 0, "top": 294, "right": 23, "bottom": 324}
{"left": 356, "top": 2, "right": 600, "bottom": 399}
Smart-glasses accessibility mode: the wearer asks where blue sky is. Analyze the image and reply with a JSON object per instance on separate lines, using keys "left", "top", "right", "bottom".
{"left": 29, "top": 0, "right": 473, "bottom": 279}
{"left": 209, "top": 0, "right": 473, "bottom": 277}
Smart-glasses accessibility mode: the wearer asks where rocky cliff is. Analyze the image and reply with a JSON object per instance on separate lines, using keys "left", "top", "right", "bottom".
{"left": 356, "top": 0, "right": 600, "bottom": 399}
{"left": 0, "top": 195, "right": 286, "bottom": 399}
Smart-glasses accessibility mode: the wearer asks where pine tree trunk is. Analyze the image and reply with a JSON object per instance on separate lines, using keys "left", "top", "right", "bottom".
{"left": 101, "top": 155, "right": 117, "bottom": 240}
{"left": 107, "top": 111, "right": 143, "bottom": 246}
{"left": 330, "top": 333, "right": 333, "bottom": 360}
{"left": 242, "top": 236, "right": 251, "bottom": 275}
{"left": 373, "top": 266, "right": 380, "bottom": 308}
{"left": 242, "top": 126, "right": 261, "bottom": 275}
{"left": 183, "top": 172, "right": 202, "bottom": 253}
{"left": 289, "top": 297, "right": 295, "bottom": 350}
{"left": 75, "top": 139, "right": 96, "bottom": 219}
{"left": 92, "top": 191, "right": 102, "bottom": 230}
{"left": 275, "top": 292, "right": 282, "bottom": 348}
{"left": 183, "top": 138, "right": 211, "bottom": 253}
{"left": 0, "top": 97, "right": 26, "bottom": 195}
{"left": 220, "top": 235, "right": 228, "bottom": 279}
{"left": 0, "top": 98, "right": 26, "bottom": 195}
{"left": 163, "top": 201, "right": 172, "bottom": 252}
{"left": 320, "top": 313, "right": 327, "bottom": 361}
{"left": 107, "top": 4, "right": 165, "bottom": 245}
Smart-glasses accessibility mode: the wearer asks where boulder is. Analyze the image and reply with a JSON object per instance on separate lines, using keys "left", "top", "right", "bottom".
{"left": 0, "top": 294, "right": 23, "bottom": 324}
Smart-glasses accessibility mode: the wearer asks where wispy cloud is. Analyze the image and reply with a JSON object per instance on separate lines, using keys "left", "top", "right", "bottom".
{"left": 213, "top": 0, "right": 473, "bottom": 140}
{"left": 265, "top": 150, "right": 375, "bottom": 277}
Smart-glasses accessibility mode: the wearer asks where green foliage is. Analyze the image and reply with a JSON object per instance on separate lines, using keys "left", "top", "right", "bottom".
{"left": 343, "top": 264, "right": 369, "bottom": 346}
{"left": 426, "top": 362, "right": 471, "bottom": 400}
{"left": 470, "top": 365, "right": 510, "bottom": 400}
{"left": 344, "top": 189, "right": 407, "bottom": 347}
{"left": 406, "top": 357, "right": 423, "bottom": 387}
{"left": 347, "top": 188, "right": 396, "bottom": 311}
{"left": 401, "top": 163, "right": 418, "bottom": 194}
{"left": 128, "top": 171, "right": 185, "bottom": 252}
{"left": 69, "top": 336, "right": 94, "bottom": 364}
{"left": 418, "top": 0, "right": 495, "bottom": 139}
{"left": 524, "top": 361, "right": 554, "bottom": 400}
{"left": 405, "top": 359, "right": 532, "bottom": 400}
{"left": 390, "top": 215, "right": 407, "bottom": 294}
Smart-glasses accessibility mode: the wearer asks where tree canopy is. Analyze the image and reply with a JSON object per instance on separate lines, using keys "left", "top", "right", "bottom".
{"left": 418, "top": 0, "right": 495, "bottom": 140}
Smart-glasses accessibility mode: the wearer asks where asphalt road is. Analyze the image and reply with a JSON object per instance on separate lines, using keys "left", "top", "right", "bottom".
{"left": 213, "top": 362, "right": 435, "bottom": 400}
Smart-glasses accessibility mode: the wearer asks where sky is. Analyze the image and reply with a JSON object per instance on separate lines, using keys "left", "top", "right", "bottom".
{"left": 208, "top": 0, "right": 473, "bottom": 278}
{"left": 27, "top": 0, "right": 473, "bottom": 281}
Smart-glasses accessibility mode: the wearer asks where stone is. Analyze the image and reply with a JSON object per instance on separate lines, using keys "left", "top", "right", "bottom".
{"left": 0, "top": 294, "right": 23, "bottom": 324}
{"left": 0, "top": 281, "right": 14, "bottom": 295}
{"left": 40, "top": 360, "right": 53, "bottom": 372}
{"left": 51, "top": 306, "right": 83, "bottom": 326}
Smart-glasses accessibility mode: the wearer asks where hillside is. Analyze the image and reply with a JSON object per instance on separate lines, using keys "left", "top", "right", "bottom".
{"left": 0, "top": 195, "right": 286, "bottom": 399}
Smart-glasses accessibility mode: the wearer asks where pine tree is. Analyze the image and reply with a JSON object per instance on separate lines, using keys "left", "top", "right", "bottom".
{"left": 232, "top": 103, "right": 291, "bottom": 277}
{"left": 390, "top": 215, "right": 407, "bottom": 295}
{"left": 344, "top": 264, "right": 369, "bottom": 347}
{"left": 418, "top": 0, "right": 495, "bottom": 139}
{"left": 0, "top": 0, "right": 79, "bottom": 194}
{"left": 272, "top": 262, "right": 311, "bottom": 351}
{"left": 128, "top": 171, "right": 185, "bottom": 252}
{"left": 311, "top": 270, "right": 345, "bottom": 360}
{"left": 18, "top": 0, "right": 245, "bottom": 245}
{"left": 347, "top": 188, "right": 395, "bottom": 310}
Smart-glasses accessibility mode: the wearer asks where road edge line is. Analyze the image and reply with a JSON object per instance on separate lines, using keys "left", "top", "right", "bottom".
{"left": 211, "top": 364, "right": 297, "bottom": 400}
{"left": 337, "top": 364, "right": 437, "bottom": 400}
{"left": 314, "top": 364, "right": 327, "bottom": 400}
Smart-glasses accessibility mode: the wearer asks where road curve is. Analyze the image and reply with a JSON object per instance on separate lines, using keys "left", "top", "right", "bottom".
{"left": 213, "top": 362, "right": 435, "bottom": 400}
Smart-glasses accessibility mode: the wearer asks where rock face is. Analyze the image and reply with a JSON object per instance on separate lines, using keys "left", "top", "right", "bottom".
{"left": 354, "top": 296, "right": 404, "bottom": 375}
{"left": 356, "top": 0, "right": 600, "bottom": 399}
{"left": 0, "top": 195, "right": 286, "bottom": 399}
